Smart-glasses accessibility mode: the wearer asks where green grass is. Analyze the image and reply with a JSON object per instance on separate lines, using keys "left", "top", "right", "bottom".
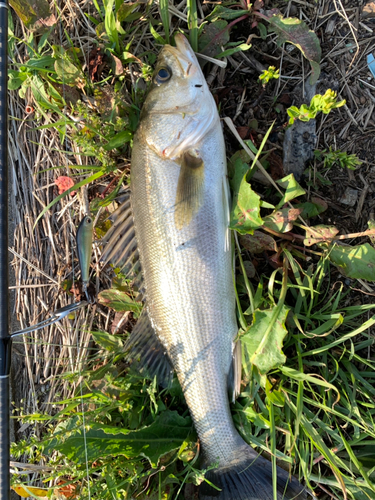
{"left": 8, "top": 0, "right": 375, "bottom": 499}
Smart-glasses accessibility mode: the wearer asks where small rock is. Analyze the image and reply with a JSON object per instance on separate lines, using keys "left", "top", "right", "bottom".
{"left": 360, "top": 95, "right": 367, "bottom": 104}
{"left": 339, "top": 187, "right": 358, "bottom": 207}
{"left": 362, "top": 1, "right": 375, "bottom": 18}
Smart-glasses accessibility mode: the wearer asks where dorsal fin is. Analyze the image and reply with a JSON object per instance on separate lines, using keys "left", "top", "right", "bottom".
{"left": 125, "top": 309, "right": 174, "bottom": 387}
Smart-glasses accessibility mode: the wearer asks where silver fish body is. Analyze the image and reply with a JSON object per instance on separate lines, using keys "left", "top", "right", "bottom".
{"left": 103, "top": 34, "right": 306, "bottom": 500}
{"left": 132, "top": 109, "right": 241, "bottom": 464}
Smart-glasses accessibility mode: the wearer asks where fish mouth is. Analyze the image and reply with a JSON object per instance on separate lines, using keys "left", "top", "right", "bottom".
{"left": 163, "top": 34, "right": 199, "bottom": 76}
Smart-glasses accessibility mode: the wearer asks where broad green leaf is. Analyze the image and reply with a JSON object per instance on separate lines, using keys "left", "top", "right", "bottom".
{"left": 259, "top": 13, "right": 321, "bottom": 85}
{"left": 241, "top": 305, "right": 289, "bottom": 374}
{"left": 98, "top": 289, "right": 142, "bottom": 315}
{"left": 258, "top": 22, "right": 267, "bottom": 40}
{"left": 207, "top": 5, "right": 248, "bottom": 22}
{"left": 244, "top": 406, "right": 270, "bottom": 429}
{"left": 265, "top": 378, "right": 285, "bottom": 407}
{"left": 229, "top": 155, "right": 250, "bottom": 191}
{"left": 216, "top": 43, "right": 251, "bottom": 59}
{"left": 229, "top": 174, "right": 263, "bottom": 234}
{"left": 91, "top": 330, "right": 124, "bottom": 352}
{"left": 29, "top": 75, "right": 61, "bottom": 114}
{"left": 25, "top": 55, "right": 56, "bottom": 70}
{"left": 54, "top": 58, "right": 83, "bottom": 85}
{"left": 263, "top": 207, "right": 302, "bottom": 233}
{"left": 104, "top": 130, "right": 132, "bottom": 150}
{"left": 294, "top": 197, "right": 327, "bottom": 219}
{"left": 116, "top": 1, "right": 138, "bottom": 22}
{"left": 276, "top": 173, "right": 305, "bottom": 207}
{"left": 8, "top": 70, "right": 27, "bottom": 90}
{"left": 50, "top": 411, "right": 192, "bottom": 467}
{"left": 328, "top": 243, "right": 375, "bottom": 281}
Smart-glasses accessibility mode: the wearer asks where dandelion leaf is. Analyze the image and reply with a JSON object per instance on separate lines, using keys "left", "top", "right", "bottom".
{"left": 241, "top": 306, "right": 289, "bottom": 374}
{"left": 229, "top": 174, "right": 263, "bottom": 234}
{"left": 98, "top": 289, "right": 142, "bottom": 316}
{"left": 49, "top": 411, "right": 192, "bottom": 468}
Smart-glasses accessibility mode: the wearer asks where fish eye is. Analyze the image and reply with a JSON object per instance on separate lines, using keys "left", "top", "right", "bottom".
{"left": 155, "top": 67, "right": 172, "bottom": 85}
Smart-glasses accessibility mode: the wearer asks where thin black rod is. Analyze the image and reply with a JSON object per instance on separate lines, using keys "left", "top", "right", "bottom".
{"left": 0, "top": 1, "right": 10, "bottom": 498}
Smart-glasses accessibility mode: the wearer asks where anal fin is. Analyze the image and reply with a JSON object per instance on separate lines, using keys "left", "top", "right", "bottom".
{"left": 125, "top": 309, "right": 174, "bottom": 387}
{"left": 228, "top": 340, "right": 242, "bottom": 403}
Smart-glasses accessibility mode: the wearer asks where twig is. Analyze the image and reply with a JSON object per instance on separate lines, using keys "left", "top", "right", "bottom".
{"left": 333, "top": 0, "right": 359, "bottom": 68}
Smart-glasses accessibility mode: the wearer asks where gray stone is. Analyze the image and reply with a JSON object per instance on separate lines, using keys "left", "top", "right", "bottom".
{"left": 339, "top": 187, "right": 358, "bottom": 207}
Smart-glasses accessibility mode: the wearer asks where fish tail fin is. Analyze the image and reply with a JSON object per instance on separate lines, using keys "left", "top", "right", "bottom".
{"left": 199, "top": 447, "right": 306, "bottom": 500}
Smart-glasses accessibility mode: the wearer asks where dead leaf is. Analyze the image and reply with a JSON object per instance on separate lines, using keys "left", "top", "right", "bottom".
{"left": 112, "top": 54, "right": 124, "bottom": 75}
{"left": 236, "top": 126, "right": 250, "bottom": 139}
{"left": 263, "top": 208, "right": 302, "bottom": 233}
{"left": 240, "top": 231, "right": 277, "bottom": 254}
{"left": 89, "top": 47, "right": 104, "bottom": 82}
{"left": 9, "top": 0, "right": 56, "bottom": 31}
{"left": 12, "top": 485, "right": 49, "bottom": 498}
{"left": 304, "top": 225, "right": 339, "bottom": 246}
{"left": 55, "top": 176, "right": 75, "bottom": 196}
{"left": 243, "top": 260, "right": 256, "bottom": 278}
{"left": 55, "top": 480, "right": 80, "bottom": 499}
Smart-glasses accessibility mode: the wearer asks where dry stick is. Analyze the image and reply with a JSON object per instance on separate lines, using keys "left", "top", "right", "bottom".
{"left": 329, "top": 59, "right": 358, "bottom": 113}
{"left": 9, "top": 248, "right": 59, "bottom": 285}
{"left": 333, "top": 0, "right": 359, "bottom": 68}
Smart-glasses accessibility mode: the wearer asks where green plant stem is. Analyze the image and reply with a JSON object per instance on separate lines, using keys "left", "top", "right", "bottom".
{"left": 159, "top": 0, "right": 170, "bottom": 44}
{"left": 235, "top": 234, "right": 255, "bottom": 315}
{"left": 187, "top": 0, "right": 198, "bottom": 52}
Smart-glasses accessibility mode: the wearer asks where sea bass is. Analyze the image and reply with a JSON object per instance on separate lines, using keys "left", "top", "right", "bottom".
{"left": 102, "top": 34, "right": 306, "bottom": 500}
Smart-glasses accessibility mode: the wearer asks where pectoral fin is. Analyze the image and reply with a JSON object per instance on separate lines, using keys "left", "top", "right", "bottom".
{"left": 174, "top": 149, "right": 204, "bottom": 230}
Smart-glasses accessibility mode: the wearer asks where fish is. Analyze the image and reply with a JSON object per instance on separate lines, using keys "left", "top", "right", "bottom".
{"left": 101, "top": 34, "right": 306, "bottom": 500}
{"left": 76, "top": 214, "right": 93, "bottom": 302}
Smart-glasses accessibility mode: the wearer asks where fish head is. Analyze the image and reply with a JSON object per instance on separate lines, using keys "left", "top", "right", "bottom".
{"left": 139, "top": 34, "right": 218, "bottom": 159}
{"left": 144, "top": 34, "right": 204, "bottom": 114}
